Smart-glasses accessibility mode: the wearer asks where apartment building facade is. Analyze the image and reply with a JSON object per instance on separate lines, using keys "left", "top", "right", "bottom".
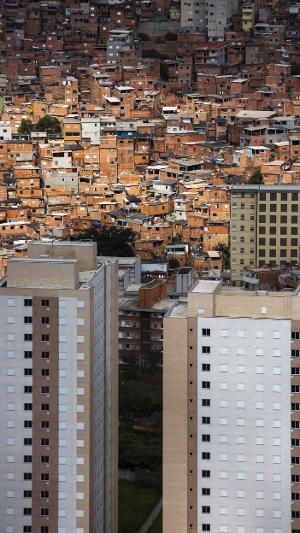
{"left": 181, "top": 0, "right": 238, "bottom": 38}
{"left": 230, "top": 185, "right": 300, "bottom": 285}
{"left": 163, "top": 279, "right": 300, "bottom": 533}
{"left": 0, "top": 241, "right": 118, "bottom": 533}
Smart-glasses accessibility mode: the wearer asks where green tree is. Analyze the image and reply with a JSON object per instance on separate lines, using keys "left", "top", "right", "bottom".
{"left": 35, "top": 115, "right": 62, "bottom": 136}
{"left": 291, "top": 63, "right": 300, "bottom": 75}
{"left": 248, "top": 168, "right": 263, "bottom": 184}
{"left": 19, "top": 118, "right": 34, "bottom": 135}
{"left": 72, "top": 226, "right": 136, "bottom": 257}
{"left": 214, "top": 242, "right": 230, "bottom": 270}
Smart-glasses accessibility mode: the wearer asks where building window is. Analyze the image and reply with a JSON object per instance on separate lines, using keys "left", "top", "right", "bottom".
{"left": 23, "top": 508, "right": 32, "bottom": 515}
{"left": 24, "top": 299, "right": 32, "bottom": 307}
{"left": 41, "top": 456, "right": 49, "bottom": 464}
{"left": 24, "top": 317, "right": 32, "bottom": 324}
{"left": 41, "top": 334, "right": 49, "bottom": 342}
{"left": 202, "top": 470, "right": 210, "bottom": 478}
{"left": 40, "top": 508, "right": 49, "bottom": 516}
{"left": 24, "top": 351, "right": 32, "bottom": 359}
{"left": 202, "top": 381, "right": 210, "bottom": 389}
{"left": 24, "top": 386, "right": 32, "bottom": 393}
{"left": 41, "top": 369, "right": 49, "bottom": 376}
{"left": 41, "top": 317, "right": 50, "bottom": 325}
{"left": 202, "top": 329, "right": 210, "bottom": 336}
{"left": 24, "top": 455, "right": 32, "bottom": 463}
{"left": 41, "top": 491, "right": 49, "bottom": 498}
{"left": 24, "top": 334, "right": 32, "bottom": 341}
{"left": 41, "top": 300, "right": 50, "bottom": 307}
{"left": 41, "top": 352, "right": 49, "bottom": 359}
{"left": 41, "top": 421, "right": 49, "bottom": 429}
{"left": 41, "top": 473, "right": 49, "bottom": 481}
{"left": 202, "top": 434, "right": 210, "bottom": 442}
{"left": 24, "top": 490, "right": 32, "bottom": 498}
{"left": 41, "top": 386, "right": 49, "bottom": 394}
{"left": 202, "top": 417, "right": 210, "bottom": 424}
{"left": 202, "top": 346, "right": 211, "bottom": 354}
{"left": 202, "top": 399, "right": 211, "bottom": 407}
{"left": 24, "top": 369, "right": 32, "bottom": 376}
{"left": 24, "top": 473, "right": 32, "bottom": 480}
{"left": 41, "top": 439, "right": 49, "bottom": 446}
{"left": 24, "top": 438, "right": 32, "bottom": 445}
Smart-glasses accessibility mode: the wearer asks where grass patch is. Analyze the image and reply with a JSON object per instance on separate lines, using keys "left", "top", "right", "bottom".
{"left": 149, "top": 511, "right": 162, "bottom": 532}
{"left": 119, "top": 480, "right": 159, "bottom": 533}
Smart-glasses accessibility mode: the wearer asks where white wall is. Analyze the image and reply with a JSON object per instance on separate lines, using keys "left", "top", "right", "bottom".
{"left": 197, "top": 316, "right": 291, "bottom": 533}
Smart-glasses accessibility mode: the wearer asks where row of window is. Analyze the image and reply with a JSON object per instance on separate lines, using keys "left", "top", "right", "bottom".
{"left": 24, "top": 299, "right": 49, "bottom": 307}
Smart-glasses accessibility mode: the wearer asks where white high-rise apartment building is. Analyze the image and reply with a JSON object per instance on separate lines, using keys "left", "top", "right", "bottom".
{"left": 0, "top": 241, "right": 118, "bottom": 533}
{"left": 163, "top": 280, "right": 300, "bottom": 533}
{"left": 181, "top": 0, "right": 238, "bottom": 39}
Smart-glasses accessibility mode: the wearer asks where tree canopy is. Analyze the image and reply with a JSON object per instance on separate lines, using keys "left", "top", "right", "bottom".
{"left": 72, "top": 226, "right": 136, "bottom": 257}
{"left": 248, "top": 168, "right": 264, "bottom": 184}
{"left": 35, "top": 115, "right": 62, "bottom": 135}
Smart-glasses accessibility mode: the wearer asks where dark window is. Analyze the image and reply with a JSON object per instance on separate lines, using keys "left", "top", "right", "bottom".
{"left": 202, "top": 453, "right": 210, "bottom": 460}
{"left": 41, "top": 438, "right": 49, "bottom": 446}
{"left": 24, "top": 386, "right": 32, "bottom": 393}
{"left": 280, "top": 227, "right": 287, "bottom": 235}
{"left": 41, "top": 386, "right": 49, "bottom": 394}
{"left": 292, "top": 420, "right": 300, "bottom": 428}
{"left": 292, "top": 492, "right": 300, "bottom": 500}
{"left": 292, "top": 227, "right": 298, "bottom": 235}
{"left": 270, "top": 227, "right": 276, "bottom": 234}
{"left": 41, "top": 317, "right": 49, "bottom": 325}
{"left": 24, "top": 369, "right": 32, "bottom": 376}
{"left": 281, "top": 193, "right": 287, "bottom": 201}
{"left": 202, "top": 470, "right": 210, "bottom": 478}
{"left": 24, "top": 403, "right": 32, "bottom": 411}
{"left": 42, "top": 334, "right": 49, "bottom": 342}
{"left": 24, "top": 473, "right": 32, "bottom": 480}
{"left": 24, "top": 438, "right": 32, "bottom": 445}
{"left": 24, "top": 316, "right": 32, "bottom": 324}
{"left": 280, "top": 215, "right": 287, "bottom": 223}
{"left": 269, "top": 215, "right": 276, "bottom": 223}
{"left": 202, "top": 399, "right": 211, "bottom": 407}
{"left": 41, "top": 473, "right": 49, "bottom": 481}
{"left": 24, "top": 455, "right": 32, "bottom": 463}
{"left": 292, "top": 350, "right": 300, "bottom": 357}
{"left": 259, "top": 215, "right": 266, "bottom": 223}
{"left": 202, "top": 488, "right": 210, "bottom": 495}
{"left": 281, "top": 204, "right": 287, "bottom": 212}
{"left": 270, "top": 192, "right": 276, "bottom": 201}
{"left": 259, "top": 204, "right": 266, "bottom": 212}
{"left": 202, "top": 417, "right": 210, "bottom": 424}
{"left": 24, "top": 334, "right": 32, "bottom": 341}
{"left": 280, "top": 238, "right": 287, "bottom": 246}
{"left": 202, "top": 346, "right": 211, "bottom": 354}
{"left": 202, "top": 329, "right": 210, "bottom": 336}
{"left": 292, "top": 457, "right": 300, "bottom": 464}
{"left": 41, "top": 421, "right": 49, "bottom": 429}
{"left": 259, "top": 238, "right": 265, "bottom": 245}
{"left": 41, "top": 404, "right": 49, "bottom": 411}
{"left": 202, "top": 381, "right": 210, "bottom": 389}
{"left": 24, "top": 527, "right": 32, "bottom": 532}
{"left": 269, "top": 238, "right": 276, "bottom": 246}
{"left": 292, "top": 475, "right": 300, "bottom": 482}
{"left": 202, "top": 525, "right": 210, "bottom": 531}
{"left": 41, "top": 528, "right": 49, "bottom": 533}
{"left": 41, "top": 456, "right": 49, "bottom": 463}
{"left": 23, "top": 508, "right": 32, "bottom": 516}
{"left": 41, "top": 300, "right": 50, "bottom": 307}
{"left": 24, "top": 351, "right": 32, "bottom": 359}
{"left": 24, "top": 420, "right": 32, "bottom": 428}
{"left": 41, "top": 352, "right": 49, "bottom": 359}
{"left": 291, "top": 238, "right": 298, "bottom": 246}
{"left": 270, "top": 204, "right": 276, "bottom": 212}
{"left": 291, "top": 216, "right": 298, "bottom": 224}
{"left": 259, "top": 227, "right": 266, "bottom": 234}
{"left": 24, "top": 299, "right": 32, "bottom": 307}
{"left": 41, "top": 369, "right": 49, "bottom": 376}
{"left": 24, "top": 490, "right": 32, "bottom": 498}
{"left": 202, "top": 364, "right": 210, "bottom": 371}
{"left": 41, "top": 508, "right": 49, "bottom": 516}
{"left": 41, "top": 491, "right": 49, "bottom": 498}
{"left": 202, "top": 506, "right": 210, "bottom": 513}
{"left": 292, "top": 368, "right": 300, "bottom": 375}
{"left": 202, "top": 434, "right": 210, "bottom": 442}
{"left": 292, "top": 332, "right": 300, "bottom": 340}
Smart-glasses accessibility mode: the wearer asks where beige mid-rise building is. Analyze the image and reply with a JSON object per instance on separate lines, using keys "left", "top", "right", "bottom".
{"left": 0, "top": 240, "right": 118, "bottom": 533}
{"left": 230, "top": 185, "right": 300, "bottom": 285}
{"left": 163, "top": 280, "right": 300, "bottom": 533}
